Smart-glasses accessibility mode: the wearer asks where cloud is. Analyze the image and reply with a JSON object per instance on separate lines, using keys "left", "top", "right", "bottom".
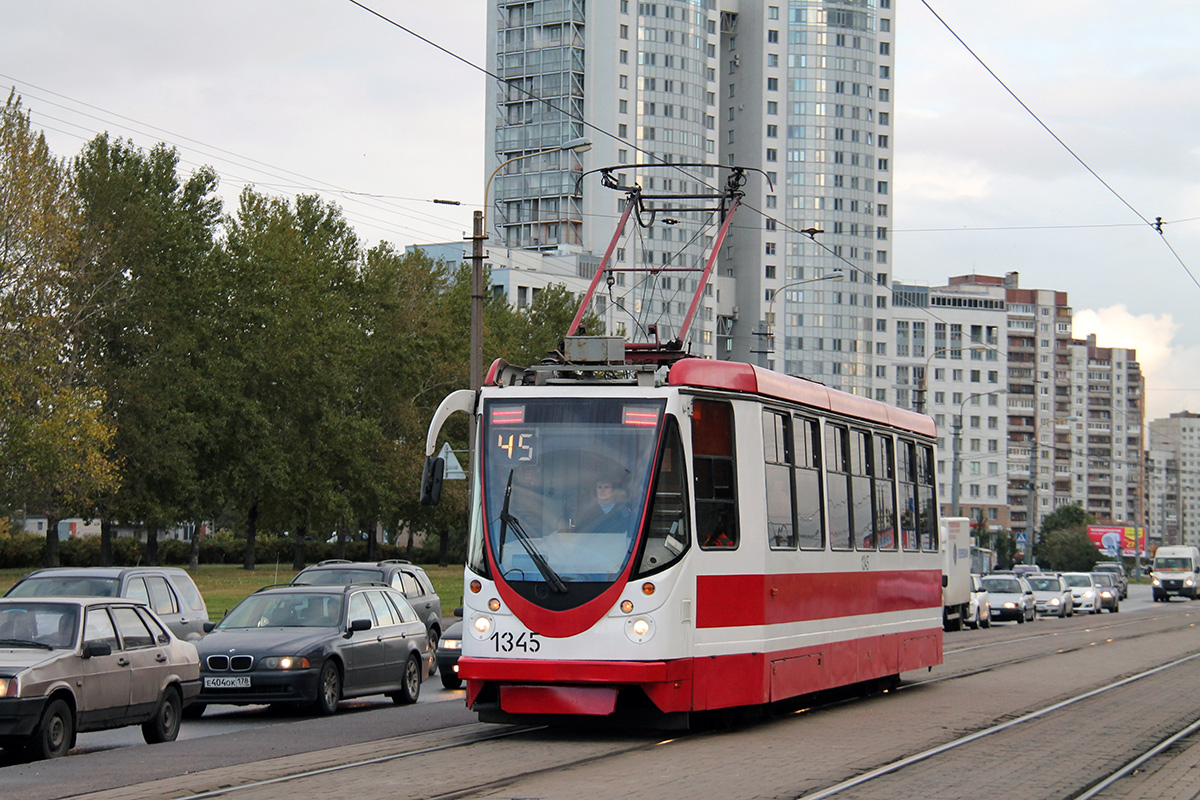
{"left": 1074, "top": 306, "right": 1200, "bottom": 421}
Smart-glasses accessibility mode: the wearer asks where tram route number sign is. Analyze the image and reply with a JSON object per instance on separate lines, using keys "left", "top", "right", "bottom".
{"left": 493, "top": 429, "right": 539, "bottom": 465}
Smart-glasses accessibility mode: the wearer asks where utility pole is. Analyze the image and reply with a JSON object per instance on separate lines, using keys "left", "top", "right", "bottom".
{"left": 470, "top": 210, "right": 485, "bottom": 394}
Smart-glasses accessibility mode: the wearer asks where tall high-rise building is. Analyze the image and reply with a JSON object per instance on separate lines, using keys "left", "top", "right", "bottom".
{"left": 1065, "top": 335, "right": 1144, "bottom": 529}
{"left": 484, "top": 0, "right": 895, "bottom": 388}
{"left": 1147, "top": 412, "right": 1200, "bottom": 548}
{"left": 889, "top": 277, "right": 1009, "bottom": 531}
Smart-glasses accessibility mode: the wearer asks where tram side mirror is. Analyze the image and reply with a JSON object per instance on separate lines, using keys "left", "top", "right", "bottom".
{"left": 420, "top": 456, "right": 445, "bottom": 506}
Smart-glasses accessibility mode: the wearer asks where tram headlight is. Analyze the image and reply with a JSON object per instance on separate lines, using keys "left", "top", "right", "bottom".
{"left": 487, "top": 597, "right": 502, "bottom": 612}
{"left": 620, "top": 600, "right": 634, "bottom": 614}
{"left": 472, "top": 616, "right": 494, "bottom": 638}
{"left": 624, "top": 616, "right": 655, "bottom": 644}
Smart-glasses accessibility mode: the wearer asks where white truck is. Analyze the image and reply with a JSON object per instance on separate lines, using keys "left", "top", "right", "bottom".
{"left": 1150, "top": 545, "right": 1200, "bottom": 601}
{"left": 941, "top": 517, "right": 973, "bottom": 631}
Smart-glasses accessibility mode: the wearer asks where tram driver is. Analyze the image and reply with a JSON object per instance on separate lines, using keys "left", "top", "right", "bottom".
{"left": 572, "top": 477, "right": 631, "bottom": 533}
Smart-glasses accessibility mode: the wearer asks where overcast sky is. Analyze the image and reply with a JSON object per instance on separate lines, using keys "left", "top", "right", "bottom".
{"left": 3, "top": 1, "right": 1197, "bottom": 423}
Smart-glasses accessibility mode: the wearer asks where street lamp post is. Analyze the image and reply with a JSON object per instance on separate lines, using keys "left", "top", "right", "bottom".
{"left": 950, "top": 388, "right": 1006, "bottom": 518}
{"left": 915, "top": 344, "right": 988, "bottom": 415}
{"left": 470, "top": 136, "right": 593, "bottom": 393}
{"left": 754, "top": 270, "right": 845, "bottom": 366}
{"left": 1026, "top": 413, "right": 1079, "bottom": 562}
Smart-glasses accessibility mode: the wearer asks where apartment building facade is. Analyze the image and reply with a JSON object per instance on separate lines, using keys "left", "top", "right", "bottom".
{"left": 485, "top": 0, "right": 896, "bottom": 385}
{"left": 1147, "top": 412, "right": 1200, "bottom": 549}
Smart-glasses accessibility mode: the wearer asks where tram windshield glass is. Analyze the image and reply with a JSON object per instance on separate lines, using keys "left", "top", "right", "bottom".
{"left": 481, "top": 397, "right": 665, "bottom": 592}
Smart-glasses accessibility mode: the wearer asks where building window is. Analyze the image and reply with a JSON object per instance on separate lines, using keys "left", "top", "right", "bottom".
{"left": 767, "top": 77, "right": 779, "bottom": 91}
{"left": 765, "top": 265, "right": 776, "bottom": 279}
{"left": 620, "top": 50, "right": 628, "bottom": 64}
{"left": 768, "top": 29, "right": 779, "bottom": 43}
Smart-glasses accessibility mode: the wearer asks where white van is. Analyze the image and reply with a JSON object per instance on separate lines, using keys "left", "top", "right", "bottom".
{"left": 1150, "top": 545, "right": 1200, "bottom": 601}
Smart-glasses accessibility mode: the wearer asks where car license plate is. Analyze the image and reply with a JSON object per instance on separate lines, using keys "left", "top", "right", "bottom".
{"left": 204, "top": 676, "right": 251, "bottom": 688}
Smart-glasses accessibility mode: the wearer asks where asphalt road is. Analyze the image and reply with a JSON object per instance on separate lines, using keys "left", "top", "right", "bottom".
{"left": 3, "top": 583, "right": 1192, "bottom": 800}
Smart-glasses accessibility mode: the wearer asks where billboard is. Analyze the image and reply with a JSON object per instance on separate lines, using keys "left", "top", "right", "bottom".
{"left": 1087, "top": 525, "right": 1147, "bottom": 558}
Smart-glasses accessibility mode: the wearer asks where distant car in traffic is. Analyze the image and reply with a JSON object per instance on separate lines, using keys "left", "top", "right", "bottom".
{"left": 192, "top": 583, "right": 429, "bottom": 716}
{"left": 1091, "top": 573, "right": 1121, "bottom": 613}
{"left": 1025, "top": 573, "right": 1074, "bottom": 618}
{"left": 979, "top": 574, "right": 1035, "bottom": 623}
{"left": 0, "top": 597, "right": 200, "bottom": 759}
{"left": 1061, "top": 572, "right": 1102, "bottom": 614}
{"left": 1093, "top": 562, "right": 1128, "bottom": 599}
{"left": 966, "top": 575, "right": 991, "bottom": 629}
{"left": 435, "top": 619, "right": 463, "bottom": 689}
{"left": 5, "top": 567, "right": 210, "bottom": 642}
{"left": 291, "top": 560, "right": 442, "bottom": 673}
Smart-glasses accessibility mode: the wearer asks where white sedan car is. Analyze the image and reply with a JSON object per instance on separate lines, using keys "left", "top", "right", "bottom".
{"left": 1061, "top": 572, "right": 1102, "bottom": 614}
{"left": 967, "top": 575, "right": 991, "bottom": 629}
{"left": 979, "top": 574, "right": 1036, "bottom": 623}
{"left": 1025, "top": 573, "right": 1074, "bottom": 618}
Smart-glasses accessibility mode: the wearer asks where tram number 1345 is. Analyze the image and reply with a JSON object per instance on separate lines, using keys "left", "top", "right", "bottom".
{"left": 490, "top": 630, "right": 542, "bottom": 653}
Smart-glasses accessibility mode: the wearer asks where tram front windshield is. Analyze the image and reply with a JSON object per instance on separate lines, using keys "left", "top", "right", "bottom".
{"left": 482, "top": 397, "right": 664, "bottom": 592}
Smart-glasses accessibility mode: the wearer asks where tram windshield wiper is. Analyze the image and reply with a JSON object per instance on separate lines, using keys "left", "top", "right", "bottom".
{"left": 498, "top": 470, "right": 568, "bottom": 594}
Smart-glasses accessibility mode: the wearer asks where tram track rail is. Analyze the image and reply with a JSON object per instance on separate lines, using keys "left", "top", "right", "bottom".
{"left": 794, "top": 651, "right": 1200, "bottom": 800}
{"left": 58, "top": 603, "right": 1200, "bottom": 800}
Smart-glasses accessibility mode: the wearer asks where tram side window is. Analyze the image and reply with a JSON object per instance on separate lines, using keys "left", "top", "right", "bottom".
{"left": 763, "top": 410, "right": 796, "bottom": 549}
{"left": 824, "top": 424, "right": 852, "bottom": 550}
{"left": 850, "top": 430, "right": 875, "bottom": 550}
{"left": 899, "top": 440, "right": 919, "bottom": 551}
{"left": 917, "top": 443, "right": 939, "bottom": 551}
{"left": 874, "top": 434, "right": 898, "bottom": 551}
{"left": 636, "top": 418, "right": 692, "bottom": 576}
{"left": 794, "top": 415, "right": 825, "bottom": 550}
{"left": 693, "top": 399, "right": 739, "bottom": 550}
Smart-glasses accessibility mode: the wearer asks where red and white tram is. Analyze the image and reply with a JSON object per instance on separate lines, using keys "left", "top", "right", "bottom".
{"left": 421, "top": 341, "right": 944, "bottom": 727}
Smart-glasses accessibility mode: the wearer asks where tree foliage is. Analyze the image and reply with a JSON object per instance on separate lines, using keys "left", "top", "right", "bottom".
{"left": 0, "top": 93, "right": 119, "bottom": 563}
{"left": 1034, "top": 503, "right": 1097, "bottom": 569}
{"left": 0, "top": 103, "right": 603, "bottom": 568}
{"left": 1037, "top": 526, "right": 1102, "bottom": 572}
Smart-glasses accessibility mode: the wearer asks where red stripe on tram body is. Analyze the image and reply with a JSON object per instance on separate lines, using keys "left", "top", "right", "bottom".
{"left": 696, "top": 570, "right": 943, "bottom": 628}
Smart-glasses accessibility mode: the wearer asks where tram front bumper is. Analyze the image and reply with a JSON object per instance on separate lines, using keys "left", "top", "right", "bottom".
{"left": 459, "top": 657, "right": 692, "bottom": 715}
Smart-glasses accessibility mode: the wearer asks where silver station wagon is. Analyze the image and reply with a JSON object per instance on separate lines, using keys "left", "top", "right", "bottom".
{"left": 0, "top": 597, "right": 200, "bottom": 759}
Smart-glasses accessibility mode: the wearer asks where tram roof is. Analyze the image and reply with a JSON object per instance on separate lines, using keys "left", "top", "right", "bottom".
{"left": 668, "top": 359, "right": 937, "bottom": 438}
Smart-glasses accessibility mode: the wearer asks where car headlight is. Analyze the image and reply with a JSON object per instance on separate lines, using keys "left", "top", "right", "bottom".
{"left": 1082, "top": 590, "right": 1095, "bottom": 598}
{"left": 1049, "top": 598, "right": 1061, "bottom": 606}
{"left": 441, "top": 639, "right": 462, "bottom": 651}
{"left": 1153, "top": 578, "right": 1161, "bottom": 586}
{"left": 1187, "top": 577, "right": 1196, "bottom": 587}
{"left": 0, "top": 677, "right": 16, "bottom": 698}
{"left": 260, "top": 656, "right": 312, "bottom": 670}
{"left": 1003, "top": 602, "right": 1018, "bottom": 609}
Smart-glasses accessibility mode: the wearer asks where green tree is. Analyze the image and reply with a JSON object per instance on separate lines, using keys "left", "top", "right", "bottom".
{"left": 1035, "top": 503, "right": 1097, "bottom": 571}
{"left": 1038, "top": 526, "right": 1101, "bottom": 572}
{"left": 218, "top": 189, "right": 378, "bottom": 569}
{"left": 0, "top": 93, "right": 119, "bottom": 563}
{"left": 70, "top": 134, "right": 224, "bottom": 564}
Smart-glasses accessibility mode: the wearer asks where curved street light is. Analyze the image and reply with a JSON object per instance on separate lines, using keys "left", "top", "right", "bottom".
{"left": 950, "top": 388, "right": 1007, "bottom": 518}
{"left": 755, "top": 270, "right": 845, "bottom": 364}
{"left": 470, "top": 137, "right": 593, "bottom": 392}
{"left": 1026, "top": 413, "right": 1079, "bottom": 561}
